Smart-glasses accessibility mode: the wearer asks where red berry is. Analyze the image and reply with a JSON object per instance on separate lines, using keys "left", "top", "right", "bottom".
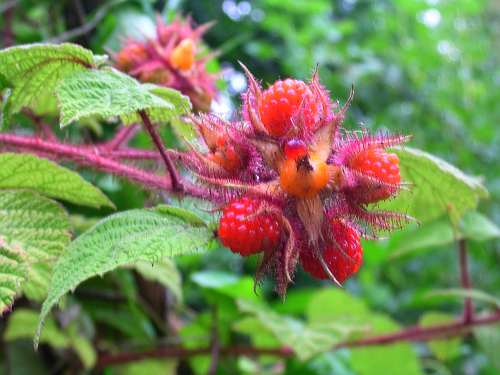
{"left": 218, "top": 197, "right": 281, "bottom": 256}
{"left": 350, "top": 147, "right": 400, "bottom": 203}
{"left": 258, "top": 79, "right": 319, "bottom": 137}
{"left": 301, "top": 220, "right": 363, "bottom": 283}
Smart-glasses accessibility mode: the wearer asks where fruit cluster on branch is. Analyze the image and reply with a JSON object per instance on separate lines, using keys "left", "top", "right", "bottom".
{"left": 179, "top": 66, "right": 412, "bottom": 295}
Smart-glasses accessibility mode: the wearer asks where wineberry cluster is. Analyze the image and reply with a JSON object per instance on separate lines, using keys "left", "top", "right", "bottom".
{"left": 182, "top": 66, "right": 410, "bottom": 295}
{"left": 114, "top": 16, "right": 216, "bottom": 112}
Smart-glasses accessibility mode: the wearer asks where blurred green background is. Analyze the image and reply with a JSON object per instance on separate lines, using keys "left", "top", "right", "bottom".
{"left": 0, "top": 0, "right": 499, "bottom": 374}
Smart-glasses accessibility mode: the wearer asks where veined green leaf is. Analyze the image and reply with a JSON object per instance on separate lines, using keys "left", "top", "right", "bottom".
{"left": 56, "top": 68, "right": 191, "bottom": 127}
{"left": 0, "top": 153, "right": 114, "bottom": 209}
{"left": 0, "top": 190, "right": 71, "bottom": 263}
{"left": 0, "top": 43, "right": 105, "bottom": 123}
{"left": 0, "top": 240, "right": 27, "bottom": 314}
{"left": 0, "top": 190, "right": 71, "bottom": 309}
{"left": 381, "top": 147, "right": 488, "bottom": 225}
{"left": 36, "top": 205, "right": 213, "bottom": 346}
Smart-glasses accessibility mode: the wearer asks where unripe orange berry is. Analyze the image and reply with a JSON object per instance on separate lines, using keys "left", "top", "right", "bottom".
{"left": 170, "top": 38, "right": 195, "bottom": 71}
{"left": 208, "top": 136, "right": 244, "bottom": 173}
{"left": 279, "top": 154, "right": 328, "bottom": 198}
{"left": 116, "top": 42, "right": 148, "bottom": 71}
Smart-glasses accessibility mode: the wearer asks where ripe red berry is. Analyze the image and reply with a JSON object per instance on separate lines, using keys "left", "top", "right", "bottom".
{"left": 350, "top": 147, "right": 401, "bottom": 203}
{"left": 301, "top": 220, "right": 363, "bottom": 283}
{"left": 218, "top": 197, "right": 281, "bottom": 256}
{"left": 258, "top": 79, "right": 319, "bottom": 137}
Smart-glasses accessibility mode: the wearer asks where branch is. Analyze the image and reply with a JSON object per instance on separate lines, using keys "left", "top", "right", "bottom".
{"left": 0, "top": 133, "right": 171, "bottom": 191}
{"left": 96, "top": 309, "right": 500, "bottom": 368}
{"left": 458, "top": 239, "right": 473, "bottom": 323}
{"left": 47, "top": 0, "right": 124, "bottom": 44}
{"left": 139, "top": 111, "right": 183, "bottom": 192}
{"left": 0, "top": 133, "right": 209, "bottom": 200}
{"left": 23, "top": 110, "right": 58, "bottom": 142}
{"left": 104, "top": 124, "right": 140, "bottom": 151}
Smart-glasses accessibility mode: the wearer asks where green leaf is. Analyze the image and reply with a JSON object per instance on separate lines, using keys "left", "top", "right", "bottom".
{"left": 0, "top": 190, "right": 71, "bottom": 308}
{"left": 307, "top": 289, "right": 423, "bottom": 375}
{"left": 381, "top": 147, "right": 488, "bottom": 225}
{"left": 0, "top": 153, "right": 114, "bottom": 209}
{"left": 389, "top": 219, "right": 455, "bottom": 259}
{"left": 134, "top": 259, "right": 182, "bottom": 302}
{"left": 0, "top": 190, "right": 71, "bottom": 263}
{"left": 1, "top": 88, "right": 12, "bottom": 130}
{"left": 36, "top": 205, "right": 213, "bottom": 346}
{"left": 5, "top": 308, "right": 96, "bottom": 369}
{"left": 459, "top": 211, "right": 500, "bottom": 242}
{"left": 0, "top": 43, "right": 104, "bottom": 123}
{"left": 237, "top": 299, "right": 350, "bottom": 361}
{"left": 425, "top": 288, "right": 500, "bottom": 307}
{"left": 5, "top": 308, "right": 69, "bottom": 348}
{"left": 420, "top": 312, "right": 461, "bottom": 361}
{"left": 475, "top": 323, "right": 500, "bottom": 370}
{"left": 390, "top": 211, "right": 500, "bottom": 259}
{"left": 110, "top": 359, "right": 177, "bottom": 375}
{"left": 191, "top": 271, "right": 260, "bottom": 302}
{"left": 349, "top": 315, "right": 424, "bottom": 375}
{"left": 0, "top": 240, "right": 27, "bottom": 314}
{"left": 56, "top": 68, "right": 191, "bottom": 127}
{"left": 307, "top": 288, "right": 371, "bottom": 324}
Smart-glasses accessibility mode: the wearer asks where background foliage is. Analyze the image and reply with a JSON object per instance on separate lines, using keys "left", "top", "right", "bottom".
{"left": 0, "top": 0, "right": 499, "bottom": 374}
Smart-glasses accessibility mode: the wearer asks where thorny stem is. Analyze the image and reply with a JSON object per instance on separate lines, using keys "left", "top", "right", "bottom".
{"left": 0, "top": 133, "right": 172, "bottom": 190}
{"left": 96, "top": 310, "right": 500, "bottom": 368}
{"left": 139, "top": 111, "right": 184, "bottom": 192}
{"left": 458, "top": 239, "right": 474, "bottom": 323}
{"left": 0, "top": 132, "right": 209, "bottom": 200}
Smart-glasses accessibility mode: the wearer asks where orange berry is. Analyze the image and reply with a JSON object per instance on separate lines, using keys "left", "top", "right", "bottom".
{"left": 170, "top": 38, "right": 195, "bottom": 71}
{"left": 116, "top": 42, "right": 148, "bottom": 71}
{"left": 279, "top": 154, "right": 328, "bottom": 198}
{"left": 208, "top": 136, "right": 244, "bottom": 173}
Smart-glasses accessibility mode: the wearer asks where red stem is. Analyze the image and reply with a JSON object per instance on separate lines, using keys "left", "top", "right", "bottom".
{"left": 0, "top": 133, "right": 170, "bottom": 190}
{"left": 96, "top": 310, "right": 500, "bottom": 368}
{"left": 0, "top": 133, "right": 209, "bottom": 200}
{"left": 458, "top": 239, "right": 474, "bottom": 323}
{"left": 104, "top": 124, "right": 140, "bottom": 151}
{"left": 139, "top": 111, "right": 183, "bottom": 192}
{"left": 108, "top": 148, "right": 161, "bottom": 160}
